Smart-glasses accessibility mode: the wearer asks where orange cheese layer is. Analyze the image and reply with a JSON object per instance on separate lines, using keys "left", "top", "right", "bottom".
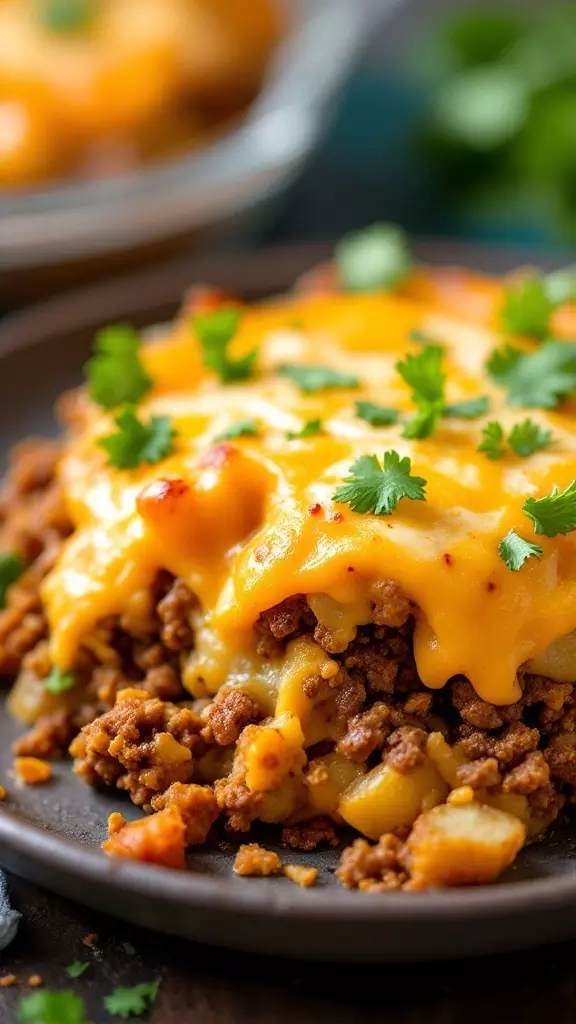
{"left": 42, "top": 271, "right": 576, "bottom": 706}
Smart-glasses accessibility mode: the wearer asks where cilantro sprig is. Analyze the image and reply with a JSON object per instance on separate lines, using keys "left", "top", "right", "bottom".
{"left": 0, "top": 551, "right": 24, "bottom": 608}
{"left": 355, "top": 401, "right": 399, "bottom": 427}
{"left": 214, "top": 419, "right": 258, "bottom": 442}
{"left": 44, "top": 667, "right": 76, "bottom": 695}
{"left": 478, "top": 421, "right": 506, "bottom": 460}
{"left": 523, "top": 481, "right": 576, "bottom": 537}
{"left": 86, "top": 325, "right": 152, "bottom": 411}
{"left": 508, "top": 419, "right": 552, "bottom": 457}
{"left": 478, "top": 418, "right": 552, "bottom": 460}
{"left": 335, "top": 223, "right": 413, "bottom": 293}
{"left": 17, "top": 989, "right": 88, "bottom": 1024}
{"left": 486, "top": 340, "right": 576, "bottom": 408}
{"left": 499, "top": 530, "right": 543, "bottom": 571}
{"left": 397, "top": 344, "right": 488, "bottom": 438}
{"left": 286, "top": 418, "right": 323, "bottom": 440}
{"left": 98, "top": 408, "right": 176, "bottom": 470}
{"left": 500, "top": 274, "right": 555, "bottom": 339}
{"left": 38, "top": 0, "right": 96, "bottom": 33}
{"left": 194, "top": 308, "right": 256, "bottom": 383}
{"left": 279, "top": 364, "right": 361, "bottom": 394}
{"left": 104, "top": 978, "right": 161, "bottom": 1020}
{"left": 333, "top": 450, "right": 427, "bottom": 516}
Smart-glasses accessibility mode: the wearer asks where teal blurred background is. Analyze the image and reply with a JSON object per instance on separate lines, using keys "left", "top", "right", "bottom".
{"left": 274, "top": 0, "right": 576, "bottom": 251}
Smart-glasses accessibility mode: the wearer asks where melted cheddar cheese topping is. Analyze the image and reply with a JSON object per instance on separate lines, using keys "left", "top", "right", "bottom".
{"left": 42, "top": 267, "right": 576, "bottom": 707}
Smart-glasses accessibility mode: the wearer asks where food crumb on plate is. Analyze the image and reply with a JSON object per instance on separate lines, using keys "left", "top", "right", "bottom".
{"left": 107, "top": 811, "right": 127, "bottom": 835}
{"left": 13, "top": 757, "right": 51, "bottom": 784}
{"left": 82, "top": 932, "right": 99, "bottom": 947}
{"left": 283, "top": 864, "right": 318, "bottom": 887}
{"left": 28, "top": 975, "right": 42, "bottom": 987}
{"left": 0, "top": 974, "right": 16, "bottom": 987}
{"left": 233, "top": 843, "right": 282, "bottom": 877}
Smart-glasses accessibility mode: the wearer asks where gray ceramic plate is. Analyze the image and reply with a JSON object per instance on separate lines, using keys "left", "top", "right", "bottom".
{"left": 2, "top": 241, "right": 576, "bottom": 962}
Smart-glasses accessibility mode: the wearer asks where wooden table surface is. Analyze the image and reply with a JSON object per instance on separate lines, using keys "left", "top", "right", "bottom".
{"left": 1, "top": 874, "right": 575, "bottom": 1024}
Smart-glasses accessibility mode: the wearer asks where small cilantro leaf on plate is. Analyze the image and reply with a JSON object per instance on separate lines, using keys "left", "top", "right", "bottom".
{"left": 65, "top": 962, "right": 90, "bottom": 980}
{"left": 278, "top": 364, "right": 361, "bottom": 394}
{"left": 44, "top": 667, "right": 76, "bottom": 695}
{"left": 17, "top": 989, "right": 88, "bottom": 1024}
{"left": 0, "top": 551, "right": 24, "bottom": 608}
{"left": 500, "top": 274, "right": 554, "bottom": 339}
{"left": 332, "top": 450, "right": 427, "bottom": 516}
{"left": 486, "top": 340, "right": 576, "bottom": 408}
{"left": 508, "top": 419, "right": 552, "bottom": 457}
{"left": 354, "top": 401, "right": 399, "bottom": 427}
{"left": 523, "top": 481, "right": 576, "bottom": 537}
{"left": 444, "top": 396, "right": 490, "bottom": 419}
{"left": 194, "top": 308, "right": 256, "bottom": 383}
{"left": 335, "top": 223, "right": 413, "bottom": 293}
{"left": 478, "top": 421, "right": 506, "bottom": 460}
{"left": 38, "top": 0, "right": 96, "bottom": 33}
{"left": 98, "top": 408, "right": 176, "bottom": 470}
{"left": 286, "top": 418, "right": 323, "bottom": 440}
{"left": 499, "top": 530, "right": 543, "bottom": 571}
{"left": 214, "top": 419, "right": 258, "bottom": 442}
{"left": 85, "top": 325, "right": 152, "bottom": 410}
{"left": 104, "top": 978, "right": 161, "bottom": 1019}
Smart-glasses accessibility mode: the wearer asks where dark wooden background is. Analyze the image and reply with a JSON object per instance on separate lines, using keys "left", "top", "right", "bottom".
{"left": 1, "top": 873, "right": 576, "bottom": 1023}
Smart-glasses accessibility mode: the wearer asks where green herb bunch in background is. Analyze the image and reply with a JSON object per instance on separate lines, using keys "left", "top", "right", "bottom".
{"left": 417, "top": 3, "right": 576, "bottom": 243}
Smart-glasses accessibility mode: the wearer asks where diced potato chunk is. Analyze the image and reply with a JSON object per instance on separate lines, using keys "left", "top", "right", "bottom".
{"left": 426, "top": 731, "right": 465, "bottom": 787}
{"left": 527, "top": 630, "right": 576, "bottom": 682}
{"left": 406, "top": 802, "right": 526, "bottom": 890}
{"left": 338, "top": 759, "right": 448, "bottom": 840}
{"left": 307, "top": 752, "right": 366, "bottom": 816}
{"left": 275, "top": 636, "right": 338, "bottom": 723}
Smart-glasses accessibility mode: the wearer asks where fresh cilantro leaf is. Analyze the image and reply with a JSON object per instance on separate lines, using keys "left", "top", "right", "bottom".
{"left": 402, "top": 400, "right": 444, "bottom": 440}
{"left": 193, "top": 308, "right": 256, "bottom": 383}
{"left": 335, "top": 223, "right": 413, "bottom": 293}
{"left": 397, "top": 344, "right": 445, "bottom": 439}
{"left": 332, "top": 450, "right": 427, "bottom": 516}
{"left": 0, "top": 551, "right": 24, "bottom": 608}
{"left": 499, "top": 530, "right": 543, "bottom": 571}
{"left": 85, "top": 325, "right": 152, "bottom": 410}
{"left": 44, "top": 667, "right": 76, "bottom": 695}
{"left": 17, "top": 989, "right": 88, "bottom": 1024}
{"left": 444, "top": 396, "right": 490, "bottom": 419}
{"left": 104, "top": 978, "right": 161, "bottom": 1019}
{"left": 98, "top": 408, "right": 176, "bottom": 470}
{"left": 214, "top": 419, "right": 258, "bottom": 442}
{"left": 500, "top": 274, "right": 554, "bottom": 339}
{"left": 409, "top": 328, "right": 441, "bottom": 346}
{"left": 65, "top": 962, "right": 90, "bottom": 980}
{"left": 545, "top": 265, "right": 576, "bottom": 305}
{"left": 279, "top": 364, "right": 361, "bottom": 394}
{"left": 478, "top": 421, "right": 506, "bottom": 460}
{"left": 486, "top": 340, "right": 576, "bottom": 408}
{"left": 523, "top": 481, "right": 576, "bottom": 537}
{"left": 286, "top": 418, "right": 323, "bottom": 440}
{"left": 397, "top": 345, "right": 445, "bottom": 404}
{"left": 508, "top": 419, "right": 552, "bottom": 457}
{"left": 355, "top": 401, "right": 399, "bottom": 427}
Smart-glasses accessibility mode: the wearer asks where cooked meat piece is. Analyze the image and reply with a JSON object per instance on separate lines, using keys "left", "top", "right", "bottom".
{"left": 457, "top": 757, "right": 501, "bottom": 790}
{"left": 202, "top": 686, "right": 263, "bottom": 746}
{"left": 150, "top": 782, "right": 219, "bottom": 844}
{"left": 156, "top": 579, "right": 196, "bottom": 651}
{"left": 70, "top": 695, "right": 205, "bottom": 808}
{"left": 385, "top": 726, "right": 427, "bottom": 774}
{"left": 281, "top": 816, "right": 339, "bottom": 851}
{"left": 337, "top": 834, "right": 407, "bottom": 892}
{"left": 337, "top": 702, "right": 392, "bottom": 762}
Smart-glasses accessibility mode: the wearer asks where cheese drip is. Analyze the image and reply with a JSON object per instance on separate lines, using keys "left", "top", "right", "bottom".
{"left": 42, "top": 274, "right": 576, "bottom": 705}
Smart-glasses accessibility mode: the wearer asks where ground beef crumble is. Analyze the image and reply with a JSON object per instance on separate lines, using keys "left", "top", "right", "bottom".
{"left": 4, "top": 443, "right": 576, "bottom": 888}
